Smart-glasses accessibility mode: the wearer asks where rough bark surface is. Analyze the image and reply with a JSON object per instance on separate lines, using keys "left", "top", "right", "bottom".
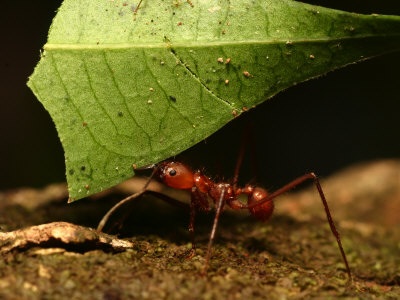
{"left": 1, "top": 160, "right": 399, "bottom": 299}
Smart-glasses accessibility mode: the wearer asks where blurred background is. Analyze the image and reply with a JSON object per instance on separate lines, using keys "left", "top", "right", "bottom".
{"left": 1, "top": 1, "right": 399, "bottom": 192}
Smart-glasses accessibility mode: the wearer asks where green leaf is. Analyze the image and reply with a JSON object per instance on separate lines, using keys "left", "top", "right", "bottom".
{"left": 28, "top": 0, "right": 400, "bottom": 201}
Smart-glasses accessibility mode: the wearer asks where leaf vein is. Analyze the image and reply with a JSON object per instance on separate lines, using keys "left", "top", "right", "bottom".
{"left": 50, "top": 54, "right": 105, "bottom": 151}
{"left": 82, "top": 60, "right": 122, "bottom": 135}
{"left": 169, "top": 47, "right": 234, "bottom": 108}
{"left": 102, "top": 51, "right": 153, "bottom": 151}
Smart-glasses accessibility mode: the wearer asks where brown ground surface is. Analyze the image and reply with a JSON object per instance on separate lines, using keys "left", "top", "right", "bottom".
{"left": 1, "top": 159, "right": 399, "bottom": 299}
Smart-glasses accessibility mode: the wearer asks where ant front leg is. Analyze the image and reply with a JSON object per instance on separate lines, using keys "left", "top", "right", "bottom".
{"left": 186, "top": 187, "right": 210, "bottom": 259}
{"left": 97, "top": 168, "right": 159, "bottom": 232}
{"left": 247, "top": 173, "right": 352, "bottom": 280}
{"left": 202, "top": 185, "right": 227, "bottom": 276}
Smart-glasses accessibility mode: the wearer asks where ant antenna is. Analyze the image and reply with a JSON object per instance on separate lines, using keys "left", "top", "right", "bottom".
{"left": 97, "top": 166, "right": 158, "bottom": 232}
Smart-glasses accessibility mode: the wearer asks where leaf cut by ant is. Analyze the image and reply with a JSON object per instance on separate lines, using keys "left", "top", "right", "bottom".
{"left": 28, "top": 0, "right": 400, "bottom": 200}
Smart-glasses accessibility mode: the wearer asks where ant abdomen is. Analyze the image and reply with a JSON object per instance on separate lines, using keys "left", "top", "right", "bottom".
{"left": 245, "top": 186, "right": 274, "bottom": 222}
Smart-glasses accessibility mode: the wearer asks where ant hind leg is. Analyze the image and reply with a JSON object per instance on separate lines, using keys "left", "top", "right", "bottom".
{"left": 246, "top": 173, "right": 352, "bottom": 280}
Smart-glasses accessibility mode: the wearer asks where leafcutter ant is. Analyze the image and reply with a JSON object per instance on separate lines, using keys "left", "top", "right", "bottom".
{"left": 97, "top": 148, "right": 352, "bottom": 280}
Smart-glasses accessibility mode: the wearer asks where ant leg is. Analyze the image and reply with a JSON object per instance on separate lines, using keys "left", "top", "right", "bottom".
{"left": 97, "top": 188, "right": 148, "bottom": 232}
{"left": 232, "top": 140, "right": 245, "bottom": 190}
{"left": 97, "top": 167, "right": 158, "bottom": 232}
{"left": 247, "top": 173, "right": 352, "bottom": 280}
{"left": 186, "top": 191, "right": 197, "bottom": 258}
{"left": 201, "top": 186, "right": 226, "bottom": 275}
{"left": 232, "top": 122, "right": 257, "bottom": 190}
{"left": 98, "top": 182, "right": 190, "bottom": 233}
{"left": 185, "top": 188, "right": 209, "bottom": 258}
{"left": 146, "top": 191, "right": 189, "bottom": 210}
{"left": 311, "top": 174, "right": 352, "bottom": 281}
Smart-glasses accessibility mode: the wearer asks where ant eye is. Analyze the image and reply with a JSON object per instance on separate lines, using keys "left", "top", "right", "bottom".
{"left": 169, "top": 169, "right": 177, "bottom": 176}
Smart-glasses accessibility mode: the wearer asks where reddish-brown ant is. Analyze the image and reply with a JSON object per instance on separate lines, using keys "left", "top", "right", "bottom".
{"left": 98, "top": 157, "right": 352, "bottom": 279}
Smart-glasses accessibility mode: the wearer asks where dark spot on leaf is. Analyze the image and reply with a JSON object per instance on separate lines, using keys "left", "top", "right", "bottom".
{"left": 81, "top": 166, "right": 86, "bottom": 171}
{"left": 169, "top": 95, "right": 177, "bottom": 102}
{"left": 69, "top": 169, "right": 75, "bottom": 175}
{"left": 118, "top": 111, "right": 123, "bottom": 117}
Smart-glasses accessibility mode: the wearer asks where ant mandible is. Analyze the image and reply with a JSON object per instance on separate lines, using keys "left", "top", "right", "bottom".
{"left": 98, "top": 155, "right": 352, "bottom": 280}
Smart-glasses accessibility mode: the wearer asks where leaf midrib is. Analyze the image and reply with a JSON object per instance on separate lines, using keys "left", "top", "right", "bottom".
{"left": 44, "top": 35, "right": 400, "bottom": 51}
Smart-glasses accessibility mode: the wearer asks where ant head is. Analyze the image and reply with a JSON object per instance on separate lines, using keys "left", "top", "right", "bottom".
{"left": 247, "top": 186, "right": 274, "bottom": 222}
{"left": 156, "top": 161, "right": 195, "bottom": 190}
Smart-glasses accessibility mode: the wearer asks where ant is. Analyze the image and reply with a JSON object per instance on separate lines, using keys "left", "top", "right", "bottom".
{"left": 98, "top": 150, "right": 352, "bottom": 280}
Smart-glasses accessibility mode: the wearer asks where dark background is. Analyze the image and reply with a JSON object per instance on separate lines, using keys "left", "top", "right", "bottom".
{"left": 1, "top": 1, "right": 399, "bottom": 191}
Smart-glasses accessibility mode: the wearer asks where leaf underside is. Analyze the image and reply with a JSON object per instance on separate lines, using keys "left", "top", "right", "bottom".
{"left": 28, "top": 0, "right": 400, "bottom": 201}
